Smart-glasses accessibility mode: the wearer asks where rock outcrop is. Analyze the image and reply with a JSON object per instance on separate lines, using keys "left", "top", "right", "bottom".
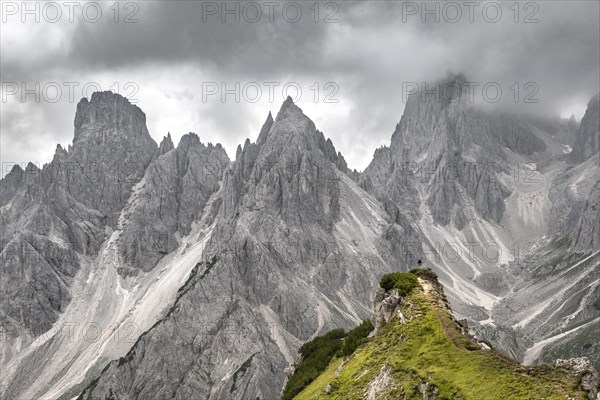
{"left": 571, "top": 94, "right": 600, "bottom": 163}
{"left": 555, "top": 358, "right": 600, "bottom": 400}
{"left": 372, "top": 287, "right": 402, "bottom": 332}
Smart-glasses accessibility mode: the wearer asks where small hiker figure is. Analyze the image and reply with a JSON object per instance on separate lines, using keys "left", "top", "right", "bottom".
{"left": 416, "top": 259, "right": 423, "bottom": 268}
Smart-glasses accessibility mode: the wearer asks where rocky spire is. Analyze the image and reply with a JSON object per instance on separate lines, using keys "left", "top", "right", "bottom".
{"left": 158, "top": 133, "right": 174, "bottom": 156}
{"left": 63, "top": 91, "right": 158, "bottom": 226}
{"left": 571, "top": 93, "right": 600, "bottom": 163}
{"left": 256, "top": 111, "right": 274, "bottom": 146}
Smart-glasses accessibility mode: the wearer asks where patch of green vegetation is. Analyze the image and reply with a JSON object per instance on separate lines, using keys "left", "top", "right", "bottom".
{"left": 282, "top": 329, "right": 346, "bottom": 400}
{"left": 294, "top": 285, "right": 587, "bottom": 400}
{"left": 379, "top": 272, "right": 418, "bottom": 296}
{"left": 341, "top": 320, "right": 374, "bottom": 357}
{"left": 292, "top": 357, "right": 344, "bottom": 400}
{"left": 283, "top": 319, "right": 375, "bottom": 399}
{"left": 409, "top": 267, "right": 438, "bottom": 281}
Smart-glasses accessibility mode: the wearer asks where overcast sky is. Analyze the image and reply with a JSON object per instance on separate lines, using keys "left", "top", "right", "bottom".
{"left": 1, "top": 0, "right": 599, "bottom": 176}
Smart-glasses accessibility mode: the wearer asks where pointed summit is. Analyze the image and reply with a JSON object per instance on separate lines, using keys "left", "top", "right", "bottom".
{"left": 25, "top": 162, "right": 40, "bottom": 172}
{"left": 52, "top": 143, "right": 69, "bottom": 163}
{"left": 158, "top": 133, "right": 174, "bottom": 156}
{"left": 282, "top": 95, "right": 295, "bottom": 107}
{"left": 276, "top": 96, "right": 303, "bottom": 120}
{"left": 63, "top": 91, "right": 157, "bottom": 226}
{"left": 256, "top": 111, "right": 274, "bottom": 146}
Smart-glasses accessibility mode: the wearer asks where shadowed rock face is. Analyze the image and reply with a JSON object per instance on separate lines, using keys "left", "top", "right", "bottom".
{"left": 364, "top": 75, "right": 547, "bottom": 230}
{"left": 571, "top": 93, "right": 600, "bottom": 163}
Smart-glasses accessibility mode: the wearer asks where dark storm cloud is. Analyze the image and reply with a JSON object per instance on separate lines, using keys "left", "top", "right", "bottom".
{"left": 3, "top": 1, "right": 337, "bottom": 80}
{"left": 1, "top": 0, "right": 599, "bottom": 174}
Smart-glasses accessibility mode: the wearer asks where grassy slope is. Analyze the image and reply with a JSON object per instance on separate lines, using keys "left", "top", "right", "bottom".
{"left": 294, "top": 280, "right": 587, "bottom": 400}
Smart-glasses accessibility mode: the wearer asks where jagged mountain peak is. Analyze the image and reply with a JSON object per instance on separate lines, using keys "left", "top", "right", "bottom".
{"left": 9, "top": 163, "right": 23, "bottom": 174}
{"left": 73, "top": 91, "right": 154, "bottom": 145}
{"left": 273, "top": 96, "right": 312, "bottom": 131}
{"left": 177, "top": 132, "right": 203, "bottom": 150}
{"left": 52, "top": 143, "right": 69, "bottom": 160}
{"left": 250, "top": 97, "right": 350, "bottom": 175}
{"left": 256, "top": 111, "right": 275, "bottom": 146}
{"left": 404, "top": 72, "right": 469, "bottom": 108}
{"left": 25, "top": 162, "right": 39, "bottom": 172}
{"left": 80, "top": 90, "right": 143, "bottom": 114}
{"left": 158, "top": 132, "right": 174, "bottom": 156}
{"left": 279, "top": 94, "right": 297, "bottom": 111}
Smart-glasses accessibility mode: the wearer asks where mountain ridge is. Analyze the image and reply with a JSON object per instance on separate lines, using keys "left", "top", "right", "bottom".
{"left": 1, "top": 81, "right": 598, "bottom": 399}
{"left": 293, "top": 271, "right": 600, "bottom": 400}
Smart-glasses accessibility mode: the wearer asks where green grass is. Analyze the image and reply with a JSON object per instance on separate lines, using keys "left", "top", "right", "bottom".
{"left": 409, "top": 268, "right": 438, "bottom": 281}
{"left": 282, "top": 329, "right": 346, "bottom": 400}
{"left": 293, "top": 358, "right": 344, "bottom": 400}
{"left": 379, "top": 272, "right": 418, "bottom": 295}
{"left": 283, "top": 320, "right": 375, "bottom": 400}
{"left": 294, "top": 284, "right": 587, "bottom": 400}
{"left": 341, "top": 320, "right": 373, "bottom": 357}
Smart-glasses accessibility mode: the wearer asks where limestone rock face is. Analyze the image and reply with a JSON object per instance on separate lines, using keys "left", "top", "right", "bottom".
{"left": 549, "top": 161, "right": 600, "bottom": 253}
{"left": 118, "top": 133, "right": 229, "bottom": 272}
{"left": 571, "top": 94, "right": 600, "bottom": 163}
{"left": 555, "top": 358, "right": 600, "bottom": 399}
{"left": 364, "top": 74, "right": 539, "bottom": 230}
{"left": 0, "top": 92, "right": 157, "bottom": 363}
{"left": 2, "top": 82, "right": 599, "bottom": 400}
{"left": 77, "top": 97, "right": 417, "bottom": 400}
{"left": 373, "top": 288, "right": 402, "bottom": 332}
{"left": 69, "top": 91, "right": 158, "bottom": 227}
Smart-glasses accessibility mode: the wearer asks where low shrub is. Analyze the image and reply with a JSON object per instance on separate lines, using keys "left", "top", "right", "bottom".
{"left": 380, "top": 272, "right": 419, "bottom": 296}
{"left": 394, "top": 273, "right": 418, "bottom": 296}
{"left": 342, "top": 320, "right": 374, "bottom": 357}
{"left": 380, "top": 272, "right": 404, "bottom": 291}
{"left": 282, "top": 329, "right": 345, "bottom": 400}
{"left": 409, "top": 268, "right": 438, "bottom": 281}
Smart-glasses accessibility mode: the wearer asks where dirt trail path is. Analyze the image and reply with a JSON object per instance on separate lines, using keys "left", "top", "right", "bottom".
{"left": 418, "top": 278, "right": 462, "bottom": 349}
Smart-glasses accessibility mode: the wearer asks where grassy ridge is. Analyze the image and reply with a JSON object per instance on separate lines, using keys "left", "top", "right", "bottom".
{"left": 293, "top": 276, "right": 587, "bottom": 400}
{"left": 282, "top": 322, "right": 374, "bottom": 400}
